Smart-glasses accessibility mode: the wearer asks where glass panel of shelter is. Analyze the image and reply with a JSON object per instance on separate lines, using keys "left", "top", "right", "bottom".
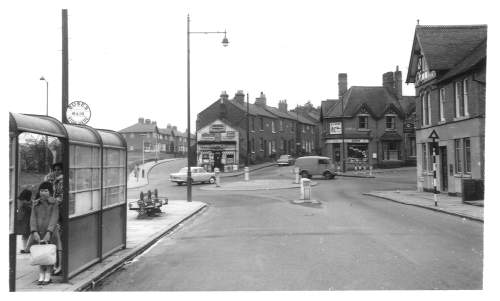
{"left": 103, "top": 148, "right": 126, "bottom": 208}
{"left": 69, "top": 144, "right": 101, "bottom": 218}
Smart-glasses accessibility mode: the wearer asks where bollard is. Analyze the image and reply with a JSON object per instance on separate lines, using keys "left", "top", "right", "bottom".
{"left": 369, "top": 165, "right": 373, "bottom": 177}
{"left": 294, "top": 167, "right": 300, "bottom": 184}
{"left": 300, "top": 178, "right": 312, "bottom": 200}
{"left": 337, "top": 164, "right": 341, "bottom": 173}
{"left": 142, "top": 169, "right": 145, "bottom": 178}
{"left": 214, "top": 167, "right": 220, "bottom": 187}
{"left": 244, "top": 166, "right": 250, "bottom": 181}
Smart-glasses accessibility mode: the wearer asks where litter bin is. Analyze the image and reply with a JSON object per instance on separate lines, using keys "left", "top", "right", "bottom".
{"left": 461, "top": 179, "right": 484, "bottom": 202}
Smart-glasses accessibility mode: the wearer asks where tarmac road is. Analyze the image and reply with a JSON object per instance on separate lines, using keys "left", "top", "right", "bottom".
{"left": 96, "top": 162, "right": 483, "bottom": 290}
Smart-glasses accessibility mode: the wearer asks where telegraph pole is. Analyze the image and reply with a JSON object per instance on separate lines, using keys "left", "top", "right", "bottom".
{"left": 246, "top": 93, "right": 250, "bottom": 166}
{"left": 62, "top": 9, "right": 69, "bottom": 123}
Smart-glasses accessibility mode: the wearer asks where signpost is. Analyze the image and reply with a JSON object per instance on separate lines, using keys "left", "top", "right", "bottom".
{"left": 428, "top": 130, "right": 439, "bottom": 207}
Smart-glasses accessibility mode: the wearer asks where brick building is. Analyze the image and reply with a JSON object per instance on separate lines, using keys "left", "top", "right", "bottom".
{"left": 119, "top": 118, "right": 189, "bottom": 158}
{"left": 405, "top": 24, "right": 486, "bottom": 195}
{"left": 320, "top": 69, "right": 417, "bottom": 170}
{"left": 196, "top": 90, "right": 316, "bottom": 170}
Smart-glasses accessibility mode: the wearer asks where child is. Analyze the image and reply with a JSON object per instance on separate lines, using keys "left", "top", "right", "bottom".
{"left": 30, "top": 181, "right": 61, "bottom": 285}
{"left": 16, "top": 189, "right": 33, "bottom": 253}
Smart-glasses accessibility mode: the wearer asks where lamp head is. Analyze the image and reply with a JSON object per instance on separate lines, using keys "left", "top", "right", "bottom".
{"left": 222, "top": 31, "right": 229, "bottom": 47}
{"left": 40, "top": 76, "right": 46, "bottom": 81}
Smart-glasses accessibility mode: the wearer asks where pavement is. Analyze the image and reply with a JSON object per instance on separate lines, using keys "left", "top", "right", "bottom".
{"left": 201, "top": 179, "right": 318, "bottom": 191}
{"left": 15, "top": 200, "right": 206, "bottom": 291}
{"left": 127, "top": 158, "right": 179, "bottom": 189}
{"left": 364, "top": 190, "right": 484, "bottom": 222}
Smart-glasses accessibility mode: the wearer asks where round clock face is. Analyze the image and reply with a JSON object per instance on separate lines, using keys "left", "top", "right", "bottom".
{"left": 66, "top": 101, "right": 91, "bottom": 125}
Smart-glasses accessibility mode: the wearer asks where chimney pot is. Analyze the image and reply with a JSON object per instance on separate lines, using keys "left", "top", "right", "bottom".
{"left": 138, "top": 117, "right": 145, "bottom": 124}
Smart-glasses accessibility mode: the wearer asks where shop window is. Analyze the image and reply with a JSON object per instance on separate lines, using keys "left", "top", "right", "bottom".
{"left": 455, "top": 139, "right": 462, "bottom": 173}
{"left": 226, "top": 154, "right": 234, "bottom": 164}
{"left": 347, "top": 143, "right": 368, "bottom": 162}
{"left": 358, "top": 115, "right": 368, "bottom": 129}
{"left": 383, "top": 142, "right": 400, "bottom": 160}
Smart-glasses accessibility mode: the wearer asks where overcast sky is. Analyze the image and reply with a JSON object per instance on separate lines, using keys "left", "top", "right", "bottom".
{"left": 1, "top": 0, "right": 496, "bottom": 133}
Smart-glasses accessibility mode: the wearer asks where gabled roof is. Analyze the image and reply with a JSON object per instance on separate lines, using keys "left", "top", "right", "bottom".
{"left": 228, "top": 99, "right": 276, "bottom": 118}
{"left": 398, "top": 96, "right": 417, "bottom": 115}
{"left": 119, "top": 123, "right": 158, "bottom": 133}
{"left": 437, "top": 39, "right": 487, "bottom": 83}
{"left": 324, "top": 86, "right": 404, "bottom": 119}
{"left": 264, "top": 106, "right": 296, "bottom": 120}
{"left": 407, "top": 25, "right": 487, "bottom": 82}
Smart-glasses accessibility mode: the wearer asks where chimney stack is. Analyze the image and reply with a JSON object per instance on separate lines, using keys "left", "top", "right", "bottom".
{"left": 382, "top": 71, "right": 395, "bottom": 92}
{"left": 145, "top": 119, "right": 151, "bottom": 124}
{"left": 255, "top": 91, "right": 267, "bottom": 106}
{"left": 394, "top": 66, "right": 402, "bottom": 99}
{"left": 338, "top": 73, "right": 347, "bottom": 99}
{"left": 278, "top": 100, "right": 288, "bottom": 112}
{"left": 234, "top": 90, "right": 245, "bottom": 105}
{"left": 138, "top": 117, "right": 145, "bottom": 124}
{"left": 220, "top": 91, "right": 229, "bottom": 102}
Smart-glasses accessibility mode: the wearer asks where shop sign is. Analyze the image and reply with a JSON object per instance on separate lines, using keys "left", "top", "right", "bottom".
{"left": 326, "top": 139, "right": 369, "bottom": 143}
{"left": 209, "top": 124, "right": 226, "bottom": 133}
{"left": 221, "top": 131, "right": 237, "bottom": 141}
{"left": 403, "top": 122, "right": 414, "bottom": 133}
{"left": 200, "top": 133, "right": 216, "bottom": 141}
{"left": 329, "top": 122, "right": 342, "bottom": 135}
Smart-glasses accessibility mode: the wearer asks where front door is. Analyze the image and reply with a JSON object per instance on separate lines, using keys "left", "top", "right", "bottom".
{"left": 440, "top": 146, "right": 448, "bottom": 191}
{"left": 213, "top": 151, "right": 222, "bottom": 170}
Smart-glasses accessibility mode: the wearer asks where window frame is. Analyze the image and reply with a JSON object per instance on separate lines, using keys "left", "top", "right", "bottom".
{"left": 439, "top": 88, "right": 445, "bottom": 122}
{"left": 454, "top": 139, "right": 463, "bottom": 173}
{"left": 358, "top": 115, "right": 368, "bottom": 129}
{"left": 463, "top": 79, "right": 469, "bottom": 117}
{"left": 464, "top": 138, "right": 471, "bottom": 174}
{"left": 385, "top": 115, "right": 396, "bottom": 130}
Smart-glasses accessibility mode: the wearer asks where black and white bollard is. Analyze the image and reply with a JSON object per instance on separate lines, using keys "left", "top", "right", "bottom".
{"left": 294, "top": 167, "right": 300, "bottom": 184}
{"left": 244, "top": 166, "right": 249, "bottom": 181}
{"left": 214, "top": 167, "right": 220, "bottom": 187}
{"left": 432, "top": 147, "right": 438, "bottom": 206}
{"left": 300, "top": 178, "right": 312, "bottom": 200}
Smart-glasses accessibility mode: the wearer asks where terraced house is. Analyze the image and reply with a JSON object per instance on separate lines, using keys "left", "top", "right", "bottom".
{"left": 321, "top": 69, "right": 417, "bottom": 171}
{"left": 405, "top": 24, "right": 486, "bottom": 196}
{"left": 196, "top": 90, "right": 316, "bottom": 171}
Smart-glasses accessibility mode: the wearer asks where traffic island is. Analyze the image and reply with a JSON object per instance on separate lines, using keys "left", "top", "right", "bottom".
{"left": 199, "top": 179, "right": 318, "bottom": 191}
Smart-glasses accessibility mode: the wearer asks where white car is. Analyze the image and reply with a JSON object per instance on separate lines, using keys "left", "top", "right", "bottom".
{"left": 169, "top": 166, "right": 216, "bottom": 185}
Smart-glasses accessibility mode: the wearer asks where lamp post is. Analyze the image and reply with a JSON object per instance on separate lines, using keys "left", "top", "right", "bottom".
{"left": 187, "top": 14, "right": 229, "bottom": 202}
{"left": 40, "top": 77, "right": 49, "bottom": 115}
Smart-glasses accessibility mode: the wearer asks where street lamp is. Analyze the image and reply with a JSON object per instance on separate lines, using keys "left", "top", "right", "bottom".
{"left": 187, "top": 14, "right": 229, "bottom": 202}
{"left": 40, "top": 76, "right": 48, "bottom": 115}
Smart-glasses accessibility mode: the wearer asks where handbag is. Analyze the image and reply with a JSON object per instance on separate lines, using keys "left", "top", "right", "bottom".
{"left": 30, "top": 242, "right": 57, "bottom": 266}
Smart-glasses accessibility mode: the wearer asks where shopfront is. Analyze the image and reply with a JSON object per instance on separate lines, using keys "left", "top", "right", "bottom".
{"left": 325, "top": 138, "right": 370, "bottom": 170}
{"left": 197, "top": 120, "right": 239, "bottom": 172}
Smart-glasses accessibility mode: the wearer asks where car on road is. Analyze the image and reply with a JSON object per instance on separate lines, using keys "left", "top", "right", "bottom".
{"left": 169, "top": 166, "right": 216, "bottom": 185}
{"left": 277, "top": 154, "right": 295, "bottom": 166}
{"left": 294, "top": 156, "right": 336, "bottom": 179}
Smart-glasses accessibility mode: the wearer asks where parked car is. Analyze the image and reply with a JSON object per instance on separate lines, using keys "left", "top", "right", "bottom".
{"left": 277, "top": 154, "right": 295, "bottom": 166}
{"left": 294, "top": 156, "right": 336, "bottom": 179}
{"left": 169, "top": 166, "right": 216, "bottom": 185}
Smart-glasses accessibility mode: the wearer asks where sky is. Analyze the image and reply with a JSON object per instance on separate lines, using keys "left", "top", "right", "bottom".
{"left": 1, "top": 0, "right": 496, "bottom": 133}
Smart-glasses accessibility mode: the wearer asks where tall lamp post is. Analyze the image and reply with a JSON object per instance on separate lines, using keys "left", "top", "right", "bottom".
{"left": 187, "top": 14, "right": 229, "bottom": 202}
{"left": 40, "top": 77, "right": 49, "bottom": 115}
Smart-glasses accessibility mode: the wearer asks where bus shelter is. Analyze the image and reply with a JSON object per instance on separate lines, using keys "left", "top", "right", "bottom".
{"left": 9, "top": 112, "right": 127, "bottom": 291}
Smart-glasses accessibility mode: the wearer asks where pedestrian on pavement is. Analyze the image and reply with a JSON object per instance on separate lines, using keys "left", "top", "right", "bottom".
{"left": 29, "top": 181, "right": 61, "bottom": 285}
{"left": 44, "top": 162, "right": 64, "bottom": 275}
{"left": 16, "top": 188, "right": 33, "bottom": 254}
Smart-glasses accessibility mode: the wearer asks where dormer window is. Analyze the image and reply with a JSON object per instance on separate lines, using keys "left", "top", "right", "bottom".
{"left": 385, "top": 115, "right": 396, "bottom": 130}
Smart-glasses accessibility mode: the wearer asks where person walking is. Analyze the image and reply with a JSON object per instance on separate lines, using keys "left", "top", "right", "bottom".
{"left": 29, "top": 181, "right": 61, "bottom": 285}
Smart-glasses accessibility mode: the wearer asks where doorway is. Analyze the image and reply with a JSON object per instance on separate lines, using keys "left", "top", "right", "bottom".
{"left": 440, "top": 146, "right": 448, "bottom": 191}
{"left": 213, "top": 151, "right": 222, "bottom": 170}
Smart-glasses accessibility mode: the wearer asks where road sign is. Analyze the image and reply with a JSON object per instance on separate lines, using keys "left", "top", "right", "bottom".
{"left": 428, "top": 130, "right": 439, "bottom": 140}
